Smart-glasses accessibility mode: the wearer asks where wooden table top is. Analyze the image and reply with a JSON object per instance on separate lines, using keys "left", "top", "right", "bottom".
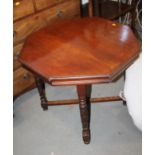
{"left": 19, "top": 17, "right": 141, "bottom": 86}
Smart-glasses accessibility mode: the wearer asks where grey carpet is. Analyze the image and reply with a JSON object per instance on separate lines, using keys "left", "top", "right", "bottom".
{"left": 14, "top": 76, "right": 142, "bottom": 155}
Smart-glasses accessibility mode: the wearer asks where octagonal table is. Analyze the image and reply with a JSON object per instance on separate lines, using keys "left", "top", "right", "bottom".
{"left": 19, "top": 17, "right": 141, "bottom": 144}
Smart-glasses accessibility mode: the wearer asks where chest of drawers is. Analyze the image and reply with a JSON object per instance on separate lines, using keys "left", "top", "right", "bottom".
{"left": 13, "top": 0, "right": 81, "bottom": 98}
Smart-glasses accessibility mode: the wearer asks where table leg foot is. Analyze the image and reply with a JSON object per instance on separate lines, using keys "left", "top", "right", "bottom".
{"left": 35, "top": 77, "right": 48, "bottom": 110}
{"left": 41, "top": 100, "right": 48, "bottom": 110}
{"left": 83, "top": 129, "right": 90, "bottom": 144}
{"left": 77, "top": 85, "right": 91, "bottom": 144}
{"left": 123, "top": 100, "right": 127, "bottom": 106}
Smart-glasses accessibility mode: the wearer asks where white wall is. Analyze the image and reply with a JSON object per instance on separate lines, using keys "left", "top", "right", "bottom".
{"left": 82, "top": 0, "right": 88, "bottom": 4}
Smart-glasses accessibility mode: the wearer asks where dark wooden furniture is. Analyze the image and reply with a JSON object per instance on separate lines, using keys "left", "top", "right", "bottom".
{"left": 82, "top": 0, "right": 138, "bottom": 30}
{"left": 19, "top": 15, "right": 140, "bottom": 143}
{"left": 13, "top": 0, "right": 80, "bottom": 98}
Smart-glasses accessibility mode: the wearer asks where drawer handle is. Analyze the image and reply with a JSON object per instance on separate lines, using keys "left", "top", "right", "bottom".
{"left": 16, "top": 51, "right": 20, "bottom": 58}
{"left": 23, "top": 73, "right": 30, "bottom": 80}
{"left": 56, "top": 10, "right": 63, "bottom": 17}
{"left": 13, "top": 31, "right": 17, "bottom": 37}
{"left": 14, "top": 1, "right": 21, "bottom": 6}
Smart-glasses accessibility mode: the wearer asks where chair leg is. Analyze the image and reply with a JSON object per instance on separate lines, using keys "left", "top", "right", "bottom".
{"left": 131, "top": 3, "right": 137, "bottom": 32}
{"left": 35, "top": 77, "right": 48, "bottom": 110}
{"left": 77, "top": 85, "right": 91, "bottom": 144}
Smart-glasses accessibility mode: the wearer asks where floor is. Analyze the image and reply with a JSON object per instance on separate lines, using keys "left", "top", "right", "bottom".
{"left": 14, "top": 76, "right": 142, "bottom": 155}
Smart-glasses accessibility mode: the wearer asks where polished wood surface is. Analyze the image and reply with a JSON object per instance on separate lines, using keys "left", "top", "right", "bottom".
{"left": 13, "top": 0, "right": 80, "bottom": 98}
{"left": 13, "top": 43, "right": 24, "bottom": 70}
{"left": 13, "top": 0, "right": 35, "bottom": 21}
{"left": 19, "top": 14, "right": 141, "bottom": 144}
{"left": 34, "top": 0, "right": 65, "bottom": 11}
{"left": 35, "top": 77, "right": 48, "bottom": 110}
{"left": 19, "top": 17, "right": 141, "bottom": 86}
{"left": 77, "top": 85, "right": 91, "bottom": 144}
{"left": 13, "top": 67, "right": 35, "bottom": 96}
{"left": 47, "top": 96, "right": 122, "bottom": 106}
{"left": 13, "top": 0, "right": 80, "bottom": 45}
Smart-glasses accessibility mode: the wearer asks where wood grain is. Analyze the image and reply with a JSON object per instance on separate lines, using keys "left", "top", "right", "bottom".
{"left": 13, "top": 67, "right": 34, "bottom": 96}
{"left": 34, "top": 0, "right": 65, "bottom": 11}
{"left": 13, "top": 0, "right": 35, "bottom": 21}
{"left": 19, "top": 17, "right": 141, "bottom": 86}
{"left": 77, "top": 85, "right": 91, "bottom": 144}
{"left": 13, "top": 0, "right": 80, "bottom": 98}
{"left": 13, "top": 43, "right": 24, "bottom": 70}
{"left": 13, "top": 0, "right": 80, "bottom": 45}
{"left": 47, "top": 96, "right": 122, "bottom": 106}
{"left": 35, "top": 77, "right": 48, "bottom": 110}
{"left": 17, "top": 2, "right": 141, "bottom": 144}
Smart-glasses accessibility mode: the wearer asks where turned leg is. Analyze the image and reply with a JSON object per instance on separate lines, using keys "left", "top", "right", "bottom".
{"left": 35, "top": 77, "right": 48, "bottom": 110}
{"left": 77, "top": 85, "right": 91, "bottom": 144}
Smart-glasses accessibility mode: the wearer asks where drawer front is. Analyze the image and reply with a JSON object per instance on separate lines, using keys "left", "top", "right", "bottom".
{"left": 13, "top": 67, "right": 35, "bottom": 96}
{"left": 13, "top": 43, "right": 24, "bottom": 70}
{"left": 13, "top": 0, "right": 35, "bottom": 21}
{"left": 13, "top": 0, "right": 80, "bottom": 44}
{"left": 44, "top": 0, "right": 80, "bottom": 23}
{"left": 34, "top": 0, "right": 64, "bottom": 11}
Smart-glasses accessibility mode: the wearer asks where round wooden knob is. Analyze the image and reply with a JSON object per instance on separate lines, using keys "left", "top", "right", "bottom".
{"left": 15, "top": 51, "right": 20, "bottom": 58}
{"left": 23, "top": 73, "right": 30, "bottom": 80}
{"left": 14, "top": 1, "right": 21, "bottom": 6}
{"left": 56, "top": 10, "right": 63, "bottom": 17}
{"left": 13, "top": 31, "right": 17, "bottom": 37}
